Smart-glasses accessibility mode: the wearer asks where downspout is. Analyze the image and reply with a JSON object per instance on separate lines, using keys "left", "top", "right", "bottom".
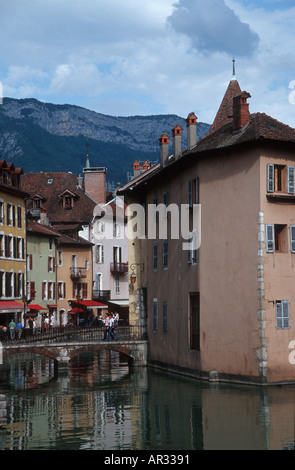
{"left": 257, "top": 211, "right": 268, "bottom": 382}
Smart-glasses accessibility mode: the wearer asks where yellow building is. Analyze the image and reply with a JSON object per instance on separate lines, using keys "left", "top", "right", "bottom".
{"left": 0, "top": 160, "right": 28, "bottom": 326}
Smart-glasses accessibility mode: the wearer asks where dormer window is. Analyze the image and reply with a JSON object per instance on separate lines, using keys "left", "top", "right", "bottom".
{"left": 59, "top": 190, "right": 78, "bottom": 210}
{"left": 64, "top": 195, "right": 73, "bottom": 209}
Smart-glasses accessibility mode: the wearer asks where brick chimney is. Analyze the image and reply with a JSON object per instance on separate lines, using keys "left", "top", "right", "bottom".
{"left": 233, "top": 91, "right": 251, "bottom": 131}
{"left": 142, "top": 160, "right": 151, "bottom": 172}
{"left": 186, "top": 112, "right": 197, "bottom": 149}
{"left": 172, "top": 124, "right": 183, "bottom": 159}
{"left": 83, "top": 167, "right": 106, "bottom": 204}
{"left": 159, "top": 133, "right": 169, "bottom": 167}
{"left": 133, "top": 160, "right": 141, "bottom": 177}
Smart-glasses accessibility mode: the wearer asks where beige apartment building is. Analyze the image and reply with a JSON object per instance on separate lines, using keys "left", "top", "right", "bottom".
{"left": 119, "top": 77, "right": 295, "bottom": 384}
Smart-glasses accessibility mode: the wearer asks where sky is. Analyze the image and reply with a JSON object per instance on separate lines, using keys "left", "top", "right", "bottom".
{"left": 1, "top": 0, "right": 295, "bottom": 127}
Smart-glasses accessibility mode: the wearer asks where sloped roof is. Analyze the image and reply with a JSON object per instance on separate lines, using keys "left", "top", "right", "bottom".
{"left": 209, "top": 79, "right": 242, "bottom": 134}
{"left": 119, "top": 107, "right": 295, "bottom": 196}
{"left": 21, "top": 172, "right": 96, "bottom": 225}
{"left": 27, "top": 220, "right": 61, "bottom": 238}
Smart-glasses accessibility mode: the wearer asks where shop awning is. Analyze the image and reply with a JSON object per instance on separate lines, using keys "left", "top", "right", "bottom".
{"left": 29, "top": 304, "right": 46, "bottom": 310}
{"left": 68, "top": 308, "right": 84, "bottom": 314}
{"left": 108, "top": 300, "right": 129, "bottom": 307}
{"left": 0, "top": 301, "right": 24, "bottom": 312}
{"left": 70, "top": 300, "right": 108, "bottom": 308}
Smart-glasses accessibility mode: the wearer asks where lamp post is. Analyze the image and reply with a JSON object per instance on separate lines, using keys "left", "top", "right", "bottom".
{"left": 76, "top": 294, "right": 81, "bottom": 328}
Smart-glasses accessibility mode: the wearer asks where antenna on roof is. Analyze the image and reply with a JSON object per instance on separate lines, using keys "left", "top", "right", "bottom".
{"left": 232, "top": 57, "right": 236, "bottom": 79}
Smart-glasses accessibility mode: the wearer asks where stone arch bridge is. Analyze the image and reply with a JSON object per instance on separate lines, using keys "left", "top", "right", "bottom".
{"left": 0, "top": 326, "right": 147, "bottom": 371}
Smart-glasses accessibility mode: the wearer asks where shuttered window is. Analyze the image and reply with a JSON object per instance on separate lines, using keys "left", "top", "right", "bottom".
{"left": 288, "top": 166, "right": 295, "bottom": 194}
{"left": 276, "top": 301, "right": 289, "bottom": 329}
{"left": 290, "top": 226, "right": 295, "bottom": 252}
{"left": 267, "top": 164, "right": 274, "bottom": 192}
{"left": 266, "top": 224, "right": 274, "bottom": 252}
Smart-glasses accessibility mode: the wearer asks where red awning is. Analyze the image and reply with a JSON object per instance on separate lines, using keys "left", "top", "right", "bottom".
{"left": 71, "top": 300, "right": 107, "bottom": 308}
{"left": 0, "top": 301, "right": 24, "bottom": 311}
{"left": 29, "top": 304, "right": 46, "bottom": 310}
{"left": 68, "top": 308, "right": 84, "bottom": 314}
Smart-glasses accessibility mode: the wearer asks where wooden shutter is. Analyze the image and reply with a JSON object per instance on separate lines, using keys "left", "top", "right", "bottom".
{"left": 267, "top": 164, "right": 274, "bottom": 192}
{"left": 288, "top": 166, "right": 295, "bottom": 194}
{"left": 42, "top": 282, "right": 45, "bottom": 299}
{"left": 266, "top": 224, "right": 274, "bottom": 252}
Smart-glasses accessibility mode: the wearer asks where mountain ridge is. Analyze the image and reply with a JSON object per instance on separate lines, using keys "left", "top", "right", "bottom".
{"left": 0, "top": 97, "right": 211, "bottom": 186}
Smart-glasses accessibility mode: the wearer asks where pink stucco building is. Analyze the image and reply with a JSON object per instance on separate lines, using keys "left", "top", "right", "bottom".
{"left": 119, "top": 76, "right": 295, "bottom": 384}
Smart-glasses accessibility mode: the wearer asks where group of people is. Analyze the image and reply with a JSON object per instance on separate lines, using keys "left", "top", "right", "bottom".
{"left": 103, "top": 312, "right": 119, "bottom": 341}
{"left": 6, "top": 317, "right": 36, "bottom": 340}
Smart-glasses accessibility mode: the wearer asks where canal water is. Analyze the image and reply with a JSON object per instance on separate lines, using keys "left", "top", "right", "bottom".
{"left": 0, "top": 351, "right": 294, "bottom": 451}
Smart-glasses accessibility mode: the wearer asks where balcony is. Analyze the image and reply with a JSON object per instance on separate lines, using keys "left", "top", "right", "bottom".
{"left": 110, "top": 262, "right": 128, "bottom": 275}
{"left": 92, "top": 289, "right": 111, "bottom": 302}
{"left": 70, "top": 267, "right": 87, "bottom": 279}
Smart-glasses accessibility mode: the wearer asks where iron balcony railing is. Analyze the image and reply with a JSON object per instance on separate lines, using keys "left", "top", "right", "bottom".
{"left": 110, "top": 262, "right": 128, "bottom": 274}
{"left": 92, "top": 289, "right": 111, "bottom": 301}
{"left": 70, "top": 267, "right": 87, "bottom": 279}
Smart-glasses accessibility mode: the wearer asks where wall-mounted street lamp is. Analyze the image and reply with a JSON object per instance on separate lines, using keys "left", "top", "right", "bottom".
{"left": 129, "top": 263, "right": 144, "bottom": 284}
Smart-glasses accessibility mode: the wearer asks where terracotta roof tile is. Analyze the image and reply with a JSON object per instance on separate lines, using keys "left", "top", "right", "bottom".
{"left": 209, "top": 79, "right": 241, "bottom": 134}
{"left": 21, "top": 172, "right": 96, "bottom": 225}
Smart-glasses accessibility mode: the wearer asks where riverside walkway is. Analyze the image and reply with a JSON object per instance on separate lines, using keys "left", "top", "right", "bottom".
{"left": 0, "top": 325, "right": 148, "bottom": 369}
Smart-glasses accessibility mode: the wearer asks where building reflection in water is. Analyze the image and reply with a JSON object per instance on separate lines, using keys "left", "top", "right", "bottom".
{"left": 0, "top": 352, "right": 294, "bottom": 450}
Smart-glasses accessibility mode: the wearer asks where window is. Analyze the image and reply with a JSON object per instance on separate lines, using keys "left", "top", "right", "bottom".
{"left": 153, "top": 242, "right": 158, "bottom": 271}
{"left": 27, "top": 253, "right": 33, "bottom": 271}
{"left": 58, "top": 282, "right": 66, "bottom": 299}
{"left": 189, "top": 178, "right": 199, "bottom": 206}
{"left": 290, "top": 226, "right": 295, "bottom": 252}
{"left": 28, "top": 281, "right": 36, "bottom": 300}
{"left": 153, "top": 298, "right": 158, "bottom": 332}
{"left": 82, "top": 283, "right": 88, "bottom": 298}
{"left": 267, "top": 164, "right": 295, "bottom": 194}
{"left": 113, "top": 222, "right": 120, "bottom": 238}
{"left": 0, "top": 201, "right": 5, "bottom": 224}
{"left": 266, "top": 224, "right": 288, "bottom": 253}
{"left": 276, "top": 301, "right": 289, "bottom": 329}
{"left": 58, "top": 250, "right": 63, "bottom": 266}
{"left": 42, "top": 282, "right": 47, "bottom": 300}
{"left": 96, "top": 244, "right": 104, "bottom": 264}
{"left": 17, "top": 206, "right": 22, "bottom": 228}
{"left": 190, "top": 293, "right": 200, "bottom": 351}
{"left": 7, "top": 203, "right": 13, "bottom": 225}
{"left": 163, "top": 239, "right": 168, "bottom": 269}
{"left": 48, "top": 256, "right": 55, "bottom": 272}
{"left": 163, "top": 301, "right": 168, "bottom": 332}
{"left": 115, "top": 275, "right": 120, "bottom": 293}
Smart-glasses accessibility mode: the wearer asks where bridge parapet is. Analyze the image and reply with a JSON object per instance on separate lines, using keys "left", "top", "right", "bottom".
{"left": 1, "top": 327, "right": 148, "bottom": 369}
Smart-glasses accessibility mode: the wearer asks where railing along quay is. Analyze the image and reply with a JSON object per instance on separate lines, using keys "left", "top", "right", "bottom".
{"left": 0, "top": 325, "right": 147, "bottom": 345}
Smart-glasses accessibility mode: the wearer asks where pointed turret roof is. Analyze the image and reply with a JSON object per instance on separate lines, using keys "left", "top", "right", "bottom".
{"left": 209, "top": 78, "right": 241, "bottom": 134}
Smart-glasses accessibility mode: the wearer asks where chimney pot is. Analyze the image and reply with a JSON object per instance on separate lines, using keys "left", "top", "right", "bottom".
{"left": 186, "top": 112, "right": 197, "bottom": 149}
{"left": 159, "top": 133, "right": 170, "bottom": 167}
{"left": 233, "top": 91, "right": 251, "bottom": 131}
{"left": 172, "top": 124, "right": 183, "bottom": 159}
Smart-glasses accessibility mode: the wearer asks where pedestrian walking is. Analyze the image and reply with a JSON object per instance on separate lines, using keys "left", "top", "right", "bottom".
{"left": 16, "top": 321, "right": 23, "bottom": 340}
{"left": 104, "top": 313, "right": 110, "bottom": 340}
{"left": 110, "top": 313, "right": 118, "bottom": 341}
{"left": 8, "top": 319, "right": 16, "bottom": 340}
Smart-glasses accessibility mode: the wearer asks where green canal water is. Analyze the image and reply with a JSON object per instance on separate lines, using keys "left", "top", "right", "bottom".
{"left": 0, "top": 351, "right": 294, "bottom": 451}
